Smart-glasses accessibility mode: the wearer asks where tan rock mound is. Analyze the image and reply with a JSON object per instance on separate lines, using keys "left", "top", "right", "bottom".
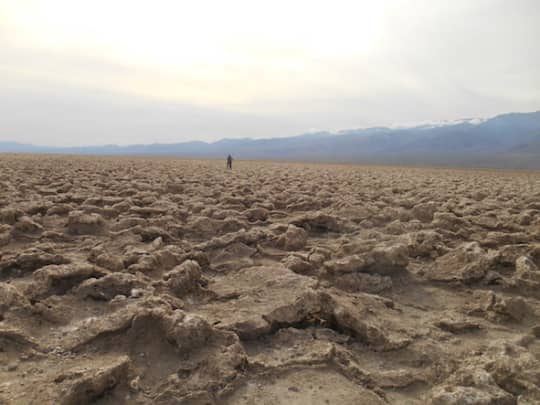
{"left": 426, "top": 242, "right": 494, "bottom": 283}
{"left": 27, "top": 263, "right": 106, "bottom": 300}
{"left": 66, "top": 212, "right": 107, "bottom": 235}
{"left": 0, "top": 247, "right": 69, "bottom": 279}
{"left": 77, "top": 272, "right": 145, "bottom": 301}
{"left": 11, "top": 216, "right": 43, "bottom": 238}
{"left": 163, "top": 260, "right": 206, "bottom": 296}
{"left": 427, "top": 341, "right": 540, "bottom": 404}
{"left": 277, "top": 224, "right": 308, "bottom": 251}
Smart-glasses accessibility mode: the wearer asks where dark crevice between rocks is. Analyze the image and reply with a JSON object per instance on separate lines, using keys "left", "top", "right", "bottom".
{"left": 209, "top": 293, "right": 241, "bottom": 304}
{"left": 49, "top": 275, "right": 100, "bottom": 297}
{"left": 0, "top": 329, "right": 41, "bottom": 352}
{"left": 81, "top": 383, "right": 121, "bottom": 405}
{"left": 61, "top": 363, "right": 130, "bottom": 405}
{"left": 261, "top": 313, "right": 355, "bottom": 342}
{"left": 71, "top": 323, "right": 133, "bottom": 353}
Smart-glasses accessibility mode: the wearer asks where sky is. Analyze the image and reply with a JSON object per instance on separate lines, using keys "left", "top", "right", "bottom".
{"left": 1, "top": 0, "right": 539, "bottom": 146}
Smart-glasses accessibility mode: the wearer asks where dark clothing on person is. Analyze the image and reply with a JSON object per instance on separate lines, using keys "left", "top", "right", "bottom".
{"left": 226, "top": 155, "right": 233, "bottom": 169}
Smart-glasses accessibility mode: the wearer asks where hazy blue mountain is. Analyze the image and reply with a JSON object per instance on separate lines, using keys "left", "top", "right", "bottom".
{"left": 1, "top": 111, "right": 539, "bottom": 169}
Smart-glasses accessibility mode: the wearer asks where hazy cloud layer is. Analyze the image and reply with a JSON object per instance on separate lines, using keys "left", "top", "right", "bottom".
{"left": 1, "top": 0, "right": 539, "bottom": 146}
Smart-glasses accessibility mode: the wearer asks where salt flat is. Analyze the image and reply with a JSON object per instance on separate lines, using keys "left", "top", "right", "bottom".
{"left": 0, "top": 155, "right": 539, "bottom": 404}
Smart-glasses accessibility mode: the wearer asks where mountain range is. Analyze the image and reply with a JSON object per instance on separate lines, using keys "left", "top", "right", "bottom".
{"left": 1, "top": 111, "right": 539, "bottom": 169}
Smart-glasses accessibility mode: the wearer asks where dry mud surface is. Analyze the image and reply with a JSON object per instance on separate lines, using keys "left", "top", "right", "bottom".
{"left": 1, "top": 155, "right": 539, "bottom": 404}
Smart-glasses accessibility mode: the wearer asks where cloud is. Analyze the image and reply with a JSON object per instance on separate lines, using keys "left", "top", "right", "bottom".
{"left": 0, "top": 81, "right": 307, "bottom": 146}
{"left": 0, "top": 0, "right": 539, "bottom": 146}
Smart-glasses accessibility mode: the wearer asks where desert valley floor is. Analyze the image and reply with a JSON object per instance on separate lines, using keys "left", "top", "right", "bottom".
{"left": 0, "top": 155, "right": 539, "bottom": 404}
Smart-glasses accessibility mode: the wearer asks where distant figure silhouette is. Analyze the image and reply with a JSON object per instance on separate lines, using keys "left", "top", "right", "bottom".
{"left": 226, "top": 154, "right": 233, "bottom": 169}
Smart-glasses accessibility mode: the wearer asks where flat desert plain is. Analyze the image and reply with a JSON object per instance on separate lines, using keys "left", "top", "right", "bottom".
{"left": 1, "top": 154, "right": 540, "bottom": 405}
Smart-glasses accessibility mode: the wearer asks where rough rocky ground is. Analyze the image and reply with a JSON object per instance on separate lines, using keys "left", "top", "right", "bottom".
{"left": 0, "top": 154, "right": 539, "bottom": 404}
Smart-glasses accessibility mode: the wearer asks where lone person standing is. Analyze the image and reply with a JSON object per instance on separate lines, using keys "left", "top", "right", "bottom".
{"left": 226, "top": 154, "right": 233, "bottom": 169}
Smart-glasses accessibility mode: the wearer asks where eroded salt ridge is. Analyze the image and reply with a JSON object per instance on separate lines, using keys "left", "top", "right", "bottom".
{"left": 0, "top": 155, "right": 539, "bottom": 404}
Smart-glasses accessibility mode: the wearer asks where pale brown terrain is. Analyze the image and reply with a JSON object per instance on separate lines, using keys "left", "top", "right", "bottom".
{"left": 0, "top": 154, "right": 539, "bottom": 404}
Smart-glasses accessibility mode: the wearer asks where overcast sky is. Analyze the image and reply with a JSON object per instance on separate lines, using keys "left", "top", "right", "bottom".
{"left": 1, "top": 0, "right": 539, "bottom": 146}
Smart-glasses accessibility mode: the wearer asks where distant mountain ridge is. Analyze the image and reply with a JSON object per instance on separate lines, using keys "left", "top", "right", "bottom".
{"left": 1, "top": 111, "right": 539, "bottom": 169}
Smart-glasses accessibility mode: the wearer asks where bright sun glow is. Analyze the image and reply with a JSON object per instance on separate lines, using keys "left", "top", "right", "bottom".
{"left": 2, "top": 0, "right": 385, "bottom": 105}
